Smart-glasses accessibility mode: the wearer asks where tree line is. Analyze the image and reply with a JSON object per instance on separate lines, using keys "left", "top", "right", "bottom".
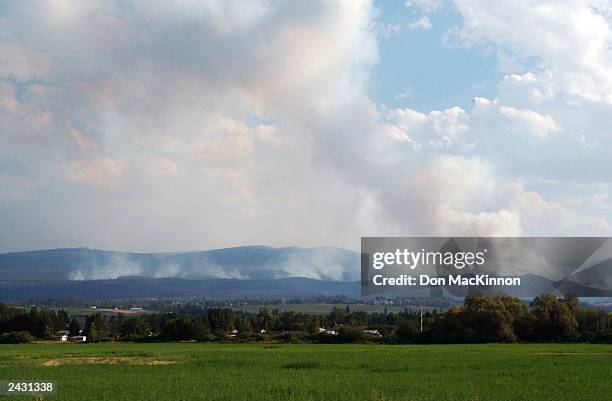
{"left": 0, "top": 294, "right": 610, "bottom": 344}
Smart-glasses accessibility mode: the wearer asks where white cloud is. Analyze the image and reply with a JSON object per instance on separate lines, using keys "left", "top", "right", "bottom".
{"left": 377, "top": 23, "right": 402, "bottom": 39}
{"left": 405, "top": 0, "right": 445, "bottom": 13}
{"left": 454, "top": 0, "right": 612, "bottom": 104}
{"left": 395, "top": 88, "right": 415, "bottom": 101}
{"left": 408, "top": 16, "right": 432, "bottom": 30}
{"left": 498, "top": 106, "right": 562, "bottom": 138}
{"left": 387, "top": 106, "right": 470, "bottom": 149}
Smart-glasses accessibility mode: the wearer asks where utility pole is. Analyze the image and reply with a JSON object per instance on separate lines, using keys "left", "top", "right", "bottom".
{"left": 419, "top": 305, "right": 423, "bottom": 333}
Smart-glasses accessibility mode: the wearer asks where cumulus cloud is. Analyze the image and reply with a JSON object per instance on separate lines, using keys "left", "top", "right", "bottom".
{"left": 387, "top": 106, "right": 470, "bottom": 149}
{"left": 454, "top": 0, "right": 612, "bottom": 103}
{"left": 0, "top": 0, "right": 610, "bottom": 257}
{"left": 498, "top": 106, "right": 561, "bottom": 138}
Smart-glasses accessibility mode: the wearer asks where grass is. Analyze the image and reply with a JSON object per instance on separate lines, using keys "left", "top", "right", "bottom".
{"left": 0, "top": 343, "right": 610, "bottom": 401}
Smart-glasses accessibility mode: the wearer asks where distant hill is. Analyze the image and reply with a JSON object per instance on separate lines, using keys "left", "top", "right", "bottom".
{"left": 0, "top": 246, "right": 362, "bottom": 301}
{"left": 0, "top": 246, "right": 360, "bottom": 282}
{"left": 1, "top": 246, "right": 610, "bottom": 301}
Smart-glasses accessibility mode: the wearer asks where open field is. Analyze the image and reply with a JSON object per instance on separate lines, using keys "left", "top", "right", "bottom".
{"left": 0, "top": 343, "right": 610, "bottom": 401}
{"left": 226, "top": 303, "right": 446, "bottom": 314}
{"left": 61, "top": 307, "right": 154, "bottom": 317}
{"left": 56, "top": 304, "right": 438, "bottom": 317}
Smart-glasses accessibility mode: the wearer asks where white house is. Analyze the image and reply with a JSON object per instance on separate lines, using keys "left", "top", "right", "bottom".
{"left": 69, "top": 335, "right": 87, "bottom": 342}
{"left": 53, "top": 331, "right": 69, "bottom": 342}
{"left": 363, "top": 329, "right": 382, "bottom": 337}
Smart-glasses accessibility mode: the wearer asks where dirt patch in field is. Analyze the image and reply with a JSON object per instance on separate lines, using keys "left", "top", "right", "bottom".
{"left": 42, "top": 357, "right": 178, "bottom": 366}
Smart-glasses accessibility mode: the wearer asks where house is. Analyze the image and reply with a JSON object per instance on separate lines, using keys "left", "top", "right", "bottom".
{"left": 259, "top": 329, "right": 267, "bottom": 334}
{"left": 53, "top": 330, "right": 69, "bottom": 342}
{"left": 318, "top": 328, "right": 337, "bottom": 335}
{"left": 229, "top": 330, "right": 239, "bottom": 337}
{"left": 363, "top": 329, "right": 382, "bottom": 337}
{"left": 69, "top": 335, "right": 87, "bottom": 342}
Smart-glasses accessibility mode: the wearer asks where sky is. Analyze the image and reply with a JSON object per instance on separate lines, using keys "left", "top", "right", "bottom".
{"left": 1, "top": 0, "right": 612, "bottom": 253}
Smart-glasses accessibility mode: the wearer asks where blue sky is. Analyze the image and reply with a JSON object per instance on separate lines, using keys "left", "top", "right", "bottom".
{"left": 371, "top": 0, "right": 501, "bottom": 111}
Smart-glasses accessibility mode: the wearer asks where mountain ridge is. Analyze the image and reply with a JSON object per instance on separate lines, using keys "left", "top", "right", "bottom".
{"left": 0, "top": 245, "right": 361, "bottom": 282}
{"left": 1, "top": 246, "right": 611, "bottom": 301}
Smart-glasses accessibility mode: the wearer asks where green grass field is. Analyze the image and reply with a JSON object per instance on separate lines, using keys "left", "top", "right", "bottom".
{"left": 0, "top": 343, "right": 610, "bottom": 401}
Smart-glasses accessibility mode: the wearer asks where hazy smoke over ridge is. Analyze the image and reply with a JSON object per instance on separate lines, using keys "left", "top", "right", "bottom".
{"left": 66, "top": 247, "right": 360, "bottom": 281}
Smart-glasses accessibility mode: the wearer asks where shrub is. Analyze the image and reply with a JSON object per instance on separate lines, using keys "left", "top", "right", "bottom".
{"left": 273, "top": 332, "right": 303, "bottom": 343}
{"left": 0, "top": 331, "right": 34, "bottom": 344}
{"left": 337, "top": 326, "right": 364, "bottom": 343}
{"left": 395, "top": 320, "right": 419, "bottom": 343}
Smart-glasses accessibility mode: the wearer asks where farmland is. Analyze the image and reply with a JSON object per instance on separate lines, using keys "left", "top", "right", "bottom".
{"left": 57, "top": 303, "right": 443, "bottom": 318}
{"left": 0, "top": 343, "right": 610, "bottom": 401}
{"left": 225, "top": 302, "right": 445, "bottom": 314}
